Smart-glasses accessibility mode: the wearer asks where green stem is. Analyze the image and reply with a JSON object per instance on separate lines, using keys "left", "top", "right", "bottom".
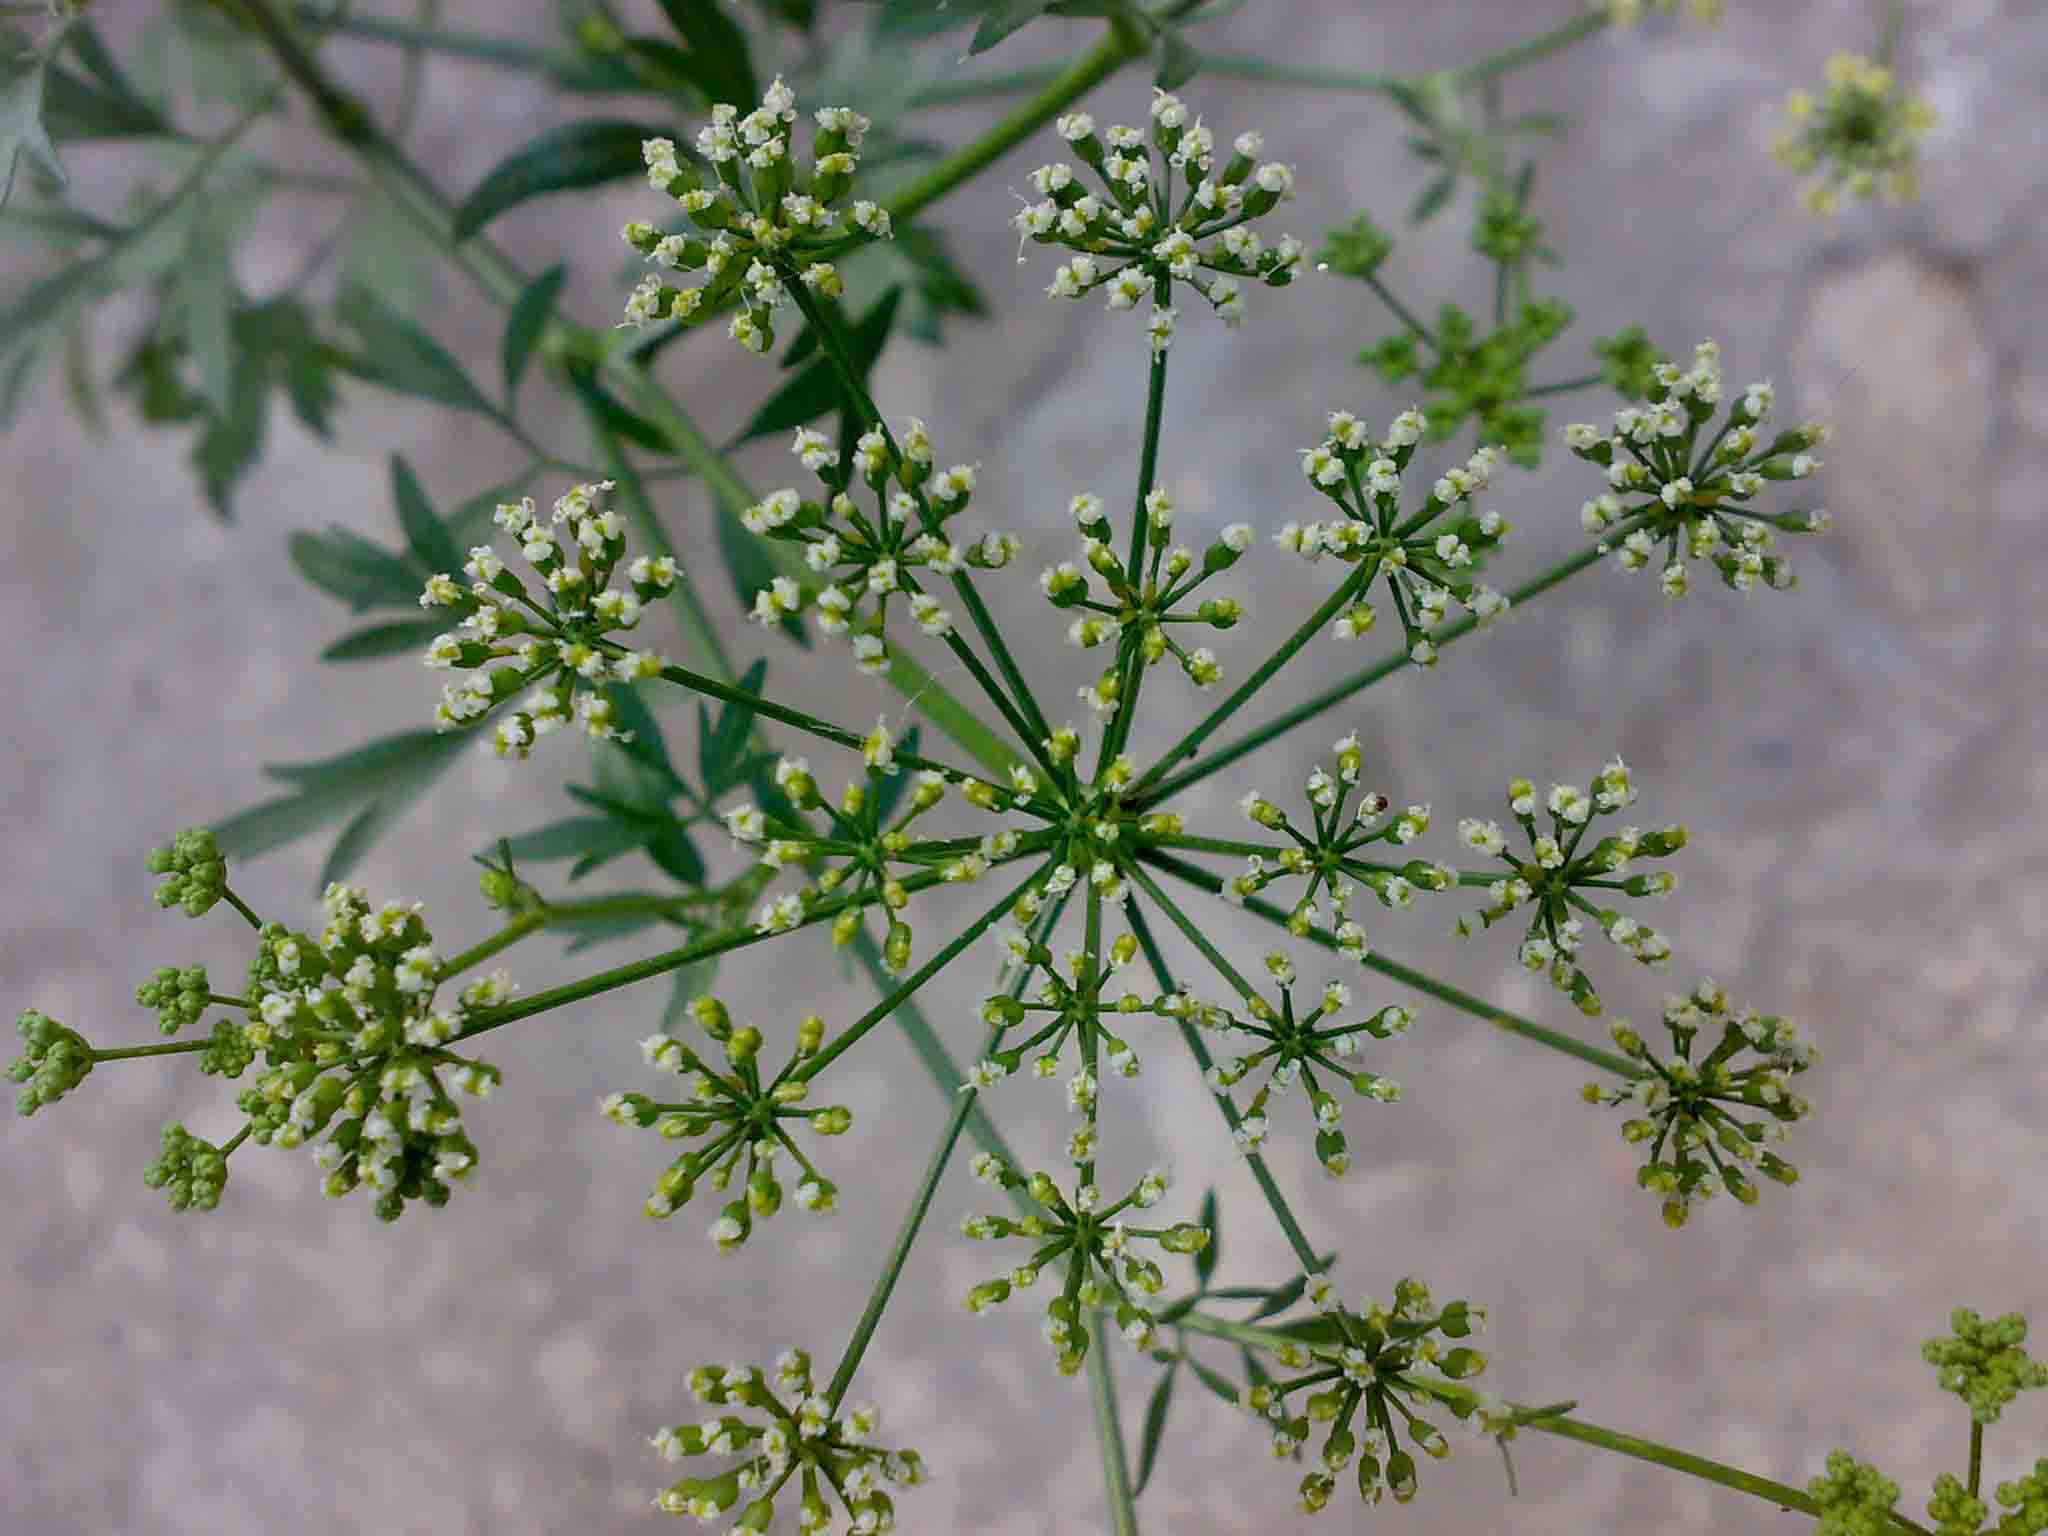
{"left": 1455, "top": 13, "right": 1610, "bottom": 87}
{"left": 1087, "top": 1310, "right": 1142, "bottom": 1536}
{"left": 218, "top": 886, "right": 264, "bottom": 931}
{"left": 1525, "top": 371, "right": 1607, "bottom": 398}
{"left": 206, "top": 992, "right": 249, "bottom": 1008}
{"left": 1137, "top": 849, "right": 1641, "bottom": 1078}
{"left": 1128, "top": 566, "right": 1368, "bottom": 800}
{"left": 1197, "top": 53, "right": 1405, "bottom": 94}
{"left": 881, "top": 23, "right": 1146, "bottom": 226}
{"left": 1877, "top": 0, "right": 1907, "bottom": 67}
{"left": 1969, "top": 1420, "right": 1983, "bottom": 1500}
{"left": 585, "top": 416, "right": 730, "bottom": 675}
{"left": 791, "top": 869, "right": 1042, "bottom": 1083}
{"left": 93, "top": 1040, "right": 209, "bottom": 1062}
{"left": 1365, "top": 272, "right": 1435, "bottom": 346}
{"left": 1138, "top": 537, "right": 1620, "bottom": 808}
{"left": 435, "top": 910, "right": 543, "bottom": 980}
{"left": 292, "top": 3, "right": 614, "bottom": 83}
{"left": 1125, "top": 901, "right": 1323, "bottom": 1275}
{"left": 823, "top": 1022, "right": 1002, "bottom": 1410}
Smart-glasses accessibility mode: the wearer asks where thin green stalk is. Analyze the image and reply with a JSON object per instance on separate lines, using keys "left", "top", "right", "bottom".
{"left": 1366, "top": 272, "right": 1435, "bottom": 346}
{"left": 1138, "top": 535, "right": 1626, "bottom": 808}
{"left": 1125, "top": 901, "right": 1323, "bottom": 1275}
{"left": 1455, "top": 13, "right": 1610, "bottom": 87}
{"left": 1877, "top": 0, "right": 1907, "bottom": 67}
{"left": 92, "top": 1040, "right": 209, "bottom": 1062}
{"left": 1128, "top": 566, "right": 1369, "bottom": 800}
{"left": 219, "top": 887, "right": 264, "bottom": 930}
{"left": 823, "top": 1023, "right": 1002, "bottom": 1410}
{"left": 1136, "top": 849, "right": 1641, "bottom": 1078}
{"left": 292, "top": 3, "right": 613, "bottom": 82}
{"left": 1525, "top": 371, "right": 1606, "bottom": 398}
{"left": 435, "top": 910, "right": 543, "bottom": 979}
{"left": 1969, "top": 1420, "right": 1983, "bottom": 1500}
{"left": 791, "top": 869, "right": 1042, "bottom": 1083}
{"left": 1087, "top": 1310, "right": 1142, "bottom": 1536}
{"left": 1197, "top": 54, "right": 1405, "bottom": 94}
{"left": 882, "top": 23, "right": 1145, "bottom": 226}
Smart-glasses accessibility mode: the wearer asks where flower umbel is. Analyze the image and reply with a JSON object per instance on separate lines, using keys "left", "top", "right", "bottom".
{"left": 1774, "top": 53, "right": 1936, "bottom": 216}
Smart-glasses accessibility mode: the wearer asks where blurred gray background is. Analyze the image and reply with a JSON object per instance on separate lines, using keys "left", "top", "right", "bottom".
{"left": 6, "top": 0, "right": 2046, "bottom": 1530}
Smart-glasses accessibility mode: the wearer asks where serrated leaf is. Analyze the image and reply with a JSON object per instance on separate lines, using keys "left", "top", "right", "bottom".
{"left": 1, "top": 28, "right": 65, "bottom": 208}
{"left": 1195, "top": 1187, "right": 1219, "bottom": 1285}
{"left": 1135, "top": 1365, "right": 1177, "bottom": 1495}
{"left": 453, "top": 120, "right": 669, "bottom": 242}
{"left": 503, "top": 261, "right": 564, "bottom": 401}
{"left": 390, "top": 453, "right": 461, "bottom": 575}
{"left": 653, "top": 0, "right": 757, "bottom": 105}
{"left": 289, "top": 527, "right": 424, "bottom": 612}
{"left": 335, "top": 282, "right": 497, "bottom": 418}
{"left": 320, "top": 618, "right": 445, "bottom": 662}
{"left": 216, "top": 729, "right": 470, "bottom": 879}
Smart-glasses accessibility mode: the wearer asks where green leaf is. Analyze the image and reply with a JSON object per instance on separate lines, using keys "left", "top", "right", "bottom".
{"left": 216, "top": 729, "right": 471, "bottom": 879}
{"left": 165, "top": 214, "right": 236, "bottom": 417}
{"left": 1195, "top": 1187, "right": 1219, "bottom": 1285}
{"left": 967, "top": 0, "right": 1054, "bottom": 56}
{"left": 1249, "top": 1270, "right": 1310, "bottom": 1321}
{"left": 320, "top": 618, "right": 446, "bottom": 662}
{"left": 390, "top": 454, "right": 462, "bottom": 575}
{"left": 334, "top": 282, "right": 498, "bottom": 418}
{"left": 653, "top": 0, "right": 758, "bottom": 105}
{"left": 41, "top": 57, "right": 169, "bottom": 141}
{"left": 1155, "top": 28, "right": 1199, "bottom": 91}
{"left": 192, "top": 339, "right": 267, "bottom": 519}
{"left": 697, "top": 657, "right": 766, "bottom": 795}
{"left": 503, "top": 261, "right": 564, "bottom": 401}
{"left": 453, "top": 120, "right": 670, "bottom": 241}
{"left": 1, "top": 28, "right": 65, "bottom": 208}
{"left": 289, "top": 527, "right": 424, "bottom": 613}
{"left": 1135, "top": 1365, "right": 1176, "bottom": 1495}
{"left": 502, "top": 815, "right": 647, "bottom": 864}
{"left": 565, "top": 360, "right": 673, "bottom": 453}
{"left": 1410, "top": 172, "right": 1456, "bottom": 225}
{"left": 1186, "top": 1357, "right": 1240, "bottom": 1409}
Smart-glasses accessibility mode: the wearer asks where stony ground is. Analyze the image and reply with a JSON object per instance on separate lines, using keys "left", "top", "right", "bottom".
{"left": 5, "top": 1, "right": 2046, "bottom": 1531}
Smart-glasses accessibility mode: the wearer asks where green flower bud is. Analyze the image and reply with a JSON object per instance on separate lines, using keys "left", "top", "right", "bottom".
{"left": 811, "top": 1105, "right": 853, "bottom": 1136}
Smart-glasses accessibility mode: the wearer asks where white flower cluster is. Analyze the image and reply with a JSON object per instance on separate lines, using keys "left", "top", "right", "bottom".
{"left": 737, "top": 421, "right": 1021, "bottom": 676}
{"left": 240, "top": 882, "right": 510, "bottom": 1220}
{"left": 1286, "top": 406, "right": 1513, "bottom": 666}
{"left": 1039, "top": 488, "right": 1255, "bottom": 703}
{"left": 650, "top": 1351, "right": 923, "bottom": 1529}
{"left": 1452, "top": 760, "right": 1685, "bottom": 1016}
{"left": 1567, "top": 341, "right": 1831, "bottom": 598}
{"left": 1014, "top": 89, "right": 1306, "bottom": 349}
{"left": 418, "top": 480, "right": 675, "bottom": 759}
{"left": 621, "top": 77, "right": 894, "bottom": 353}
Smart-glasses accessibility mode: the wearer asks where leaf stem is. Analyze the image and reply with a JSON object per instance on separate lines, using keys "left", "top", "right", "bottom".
{"left": 92, "top": 1040, "right": 210, "bottom": 1062}
{"left": 219, "top": 886, "right": 264, "bottom": 931}
{"left": 1969, "top": 1419, "right": 1983, "bottom": 1500}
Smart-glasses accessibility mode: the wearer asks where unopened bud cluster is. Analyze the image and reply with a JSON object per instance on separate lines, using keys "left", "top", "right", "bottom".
{"left": 650, "top": 1350, "right": 924, "bottom": 1530}
{"left": 602, "top": 997, "right": 853, "bottom": 1250}
{"left": 1567, "top": 342, "right": 1831, "bottom": 599}
{"left": 1247, "top": 1275, "right": 1490, "bottom": 1514}
{"left": 144, "top": 827, "right": 229, "bottom": 916}
{"left": 1589, "top": 979, "right": 1815, "bottom": 1228}
{"left": 960, "top": 1156, "right": 1207, "bottom": 1373}
{"left": 419, "top": 479, "right": 677, "bottom": 758}
{"left": 1452, "top": 758, "right": 1682, "bottom": 1015}
{"left": 1015, "top": 89, "right": 1304, "bottom": 350}
{"left": 1921, "top": 1309, "right": 2048, "bottom": 1427}
{"left": 623, "top": 77, "right": 894, "bottom": 352}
